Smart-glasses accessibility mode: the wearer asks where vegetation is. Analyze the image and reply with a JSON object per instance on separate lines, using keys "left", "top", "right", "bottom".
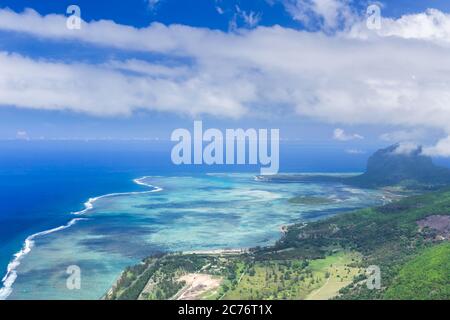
{"left": 105, "top": 254, "right": 214, "bottom": 300}
{"left": 222, "top": 252, "right": 360, "bottom": 300}
{"left": 347, "top": 144, "right": 450, "bottom": 189}
{"left": 384, "top": 243, "right": 450, "bottom": 300}
{"left": 108, "top": 186, "right": 450, "bottom": 300}
{"left": 106, "top": 145, "right": 450, "bottom": 300}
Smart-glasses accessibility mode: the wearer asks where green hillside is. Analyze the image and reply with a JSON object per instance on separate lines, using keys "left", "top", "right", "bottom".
{"left": 384, "top": 243, "right": 450, "bottom": 300}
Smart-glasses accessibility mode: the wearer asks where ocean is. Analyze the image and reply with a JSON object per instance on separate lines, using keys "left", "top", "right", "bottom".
{"left": 0, "top": 140, "right": 387, "bottom": 299}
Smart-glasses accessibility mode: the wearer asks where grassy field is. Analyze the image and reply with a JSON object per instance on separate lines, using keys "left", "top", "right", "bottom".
{"left": 306, "top": 252, "right": 361, "bottom": 300}
{"left": 222, "top": 252, "right": 361, "bottom": 300}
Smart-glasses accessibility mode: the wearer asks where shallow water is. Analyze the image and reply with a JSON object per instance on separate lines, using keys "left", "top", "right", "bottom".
{"left": 3, "top": 173, "right": 390, "bottom": 299}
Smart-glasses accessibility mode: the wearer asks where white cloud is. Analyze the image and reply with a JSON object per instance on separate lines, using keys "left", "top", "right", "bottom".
{"left": 16, "top": 130, "right": 29, "bottom": 140}
{"left": 236, "top": 6, "right": 262, "bottom": 28}
{"left": 229, "top": 6, "right": 262, "bottom": 30}
{"left": 281, "top": 0, "right": 356, "bottom": 31}
{"left": 216, "top": 6, "right": 225, "bottom": 15}
{"left": 146, "top": 0, "right": 161, "bottom": 11}
{"left": 423, "top": 136, "right": 450, "bottom": 157}
{"left": 393, "top": 142, "right": 420, "bottom": 155}
{"left": 346, "top": 148, "right": 365, "bottom": 154}
{"left": 0, "top": 52, "right": 250, "bottom": 117}
{"left": 333, "top": 128, "right": 364, "bottom": 141}
{"left": 349, "top": 8, "right": 450, "bottom": 45}
{"left": 1, "top": 8, "right": 450, "bottom": 153}
{"left": 106, "top": 59, "right": 190, "bottom": 77}
{"left": 379, "top": 129, "right": 426, "bottom": 143}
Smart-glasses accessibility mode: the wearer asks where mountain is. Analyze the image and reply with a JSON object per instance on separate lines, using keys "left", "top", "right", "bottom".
{"left": 258, "top": 144, "right": 450, "bottom": 190}
{"left": 347, "top": 144, "right": 450, "bottom": 189}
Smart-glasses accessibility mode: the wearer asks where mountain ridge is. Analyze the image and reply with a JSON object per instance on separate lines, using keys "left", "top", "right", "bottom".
{"left": 259, "top": 143, "right": 450, "bottom": 190}
{"left": 347, "top": 144, "right": 450, "bottom": 189}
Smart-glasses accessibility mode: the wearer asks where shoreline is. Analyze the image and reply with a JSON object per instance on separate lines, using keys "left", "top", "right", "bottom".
{"left": 0, "top": 217, "right": 87, "bottom": 300}
{"left": 0, "top": 173, "right": 394, "bottom": 300}
{"left": 0, "top": 176, "right": 163, "bottom": 300}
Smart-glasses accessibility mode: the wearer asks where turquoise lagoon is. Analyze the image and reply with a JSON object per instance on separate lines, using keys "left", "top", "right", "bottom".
{"left": 3, "top": 173, "right": 393, "bottom": 299}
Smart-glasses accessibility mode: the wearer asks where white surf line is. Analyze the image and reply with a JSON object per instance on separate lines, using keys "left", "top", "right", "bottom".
{"left": 0, "top": 217, "right": 87, "bottom": 300}
{"left": 0, "top": 176, "right": 162, "bottom": 300}
{"left": 75, "top": 177, "right": 163, "bottom": 215}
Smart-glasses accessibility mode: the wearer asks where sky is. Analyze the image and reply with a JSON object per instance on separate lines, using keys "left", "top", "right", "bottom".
{"left": 1, "top": 0, "right": 450, "bottom": 155}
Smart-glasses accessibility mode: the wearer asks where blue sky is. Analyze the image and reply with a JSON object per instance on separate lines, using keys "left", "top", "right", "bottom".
{"left": 1, "top": 0, "right": 450, "bottom": 155}
{"left": 2, "top": 1, "right": 450, "bottom": 29}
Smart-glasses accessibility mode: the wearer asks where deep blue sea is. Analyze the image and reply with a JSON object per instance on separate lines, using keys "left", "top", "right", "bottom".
{"left": 1, "top": 140, "right": 446, "bottom": 299}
